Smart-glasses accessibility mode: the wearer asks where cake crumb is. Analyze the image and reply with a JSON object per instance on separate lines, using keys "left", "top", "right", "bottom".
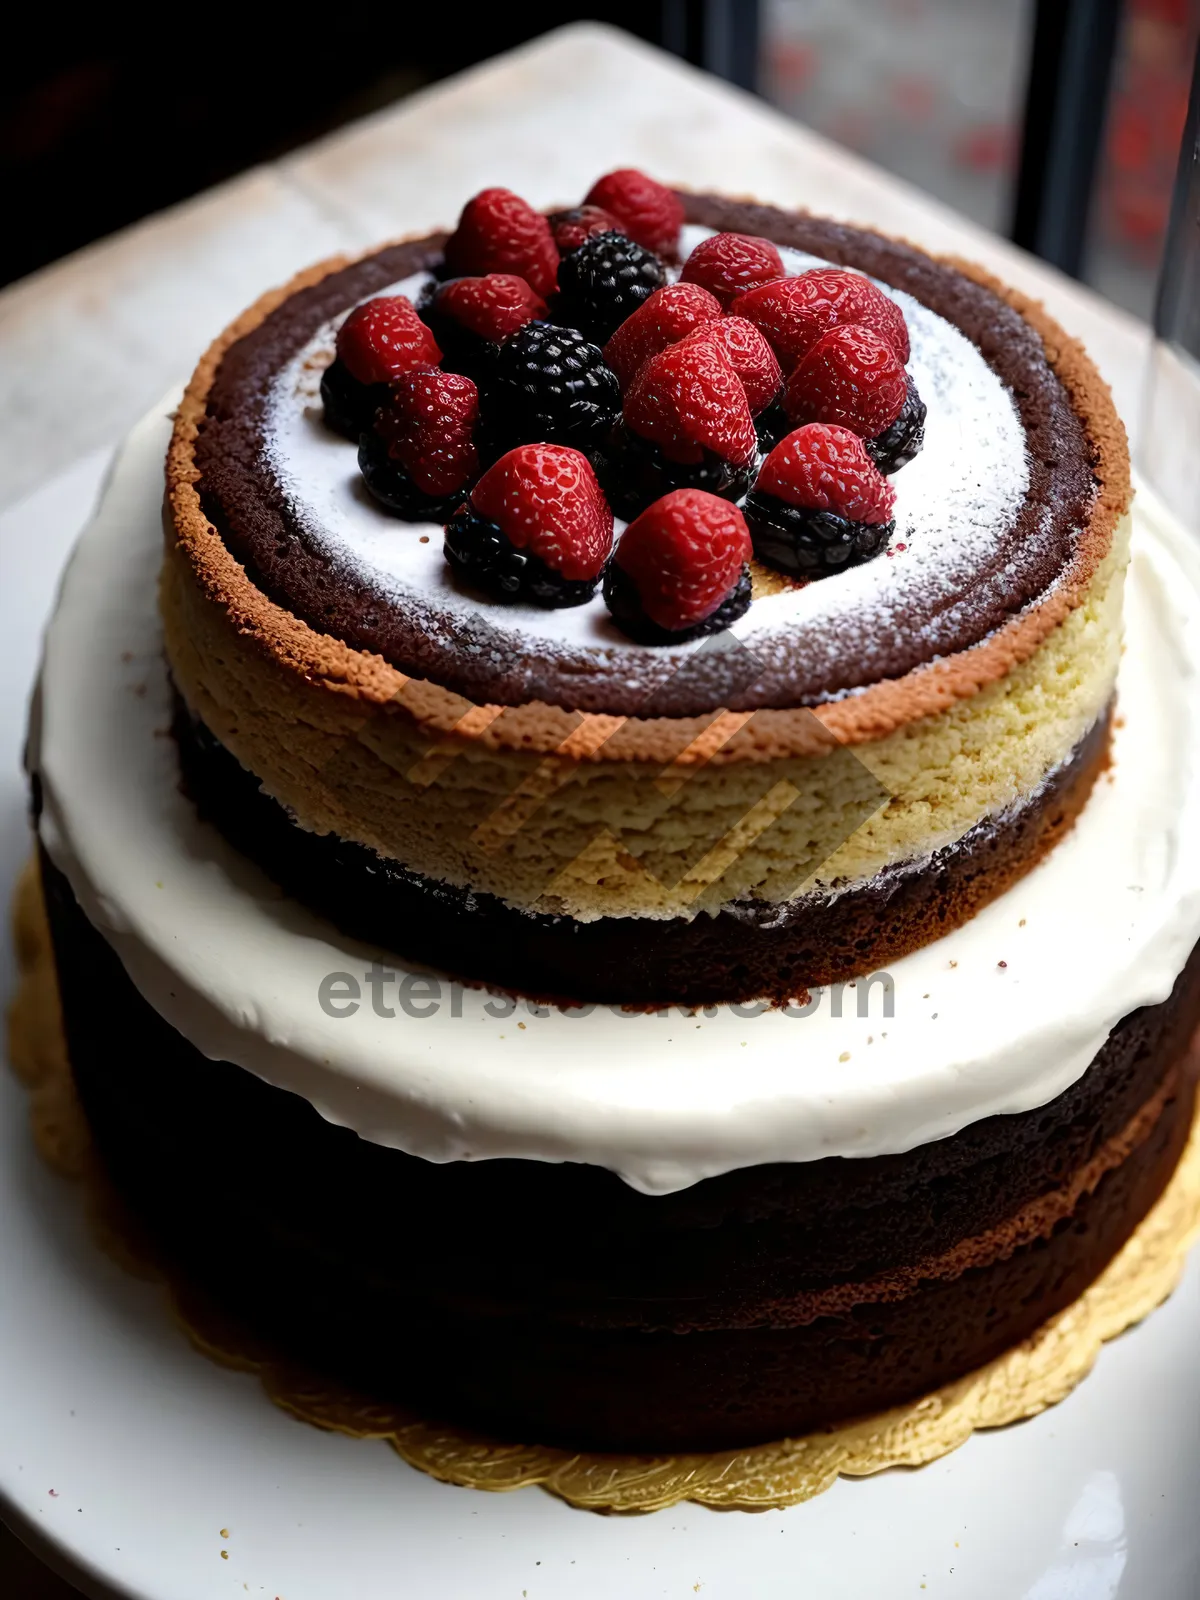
{"left": 1019, "top": 918, "right": 1026, "bottom": 927}
{"left": 998, "top": 960, "right": 1007, "bottom": 969}
{"left": 220, "top": 1529, "right": 229, "bottom": 1539}
{"left": 839, "top": 1051, "right": 850, "bottom": 1062}
{"left": 948, "top": 959, "right": 958, "bottom": 968}
{"left": 517, "top": 1021, "right": 526, "bottom": 1029}
{"left": 419, "top": 535, "right": 430, "bottom": 543}
{"left": 220, "top": 1551, "right": 229, "bottom": 1560}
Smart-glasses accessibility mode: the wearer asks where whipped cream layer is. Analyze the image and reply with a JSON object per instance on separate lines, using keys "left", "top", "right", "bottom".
{"left": 32, "top": 399, "right": 1200, "bottom": 1192}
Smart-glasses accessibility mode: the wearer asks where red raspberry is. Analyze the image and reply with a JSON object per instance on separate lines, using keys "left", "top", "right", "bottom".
{"left": 435, "top": 274, "right": 547, "bottom": 343}
{"left": 602, "top": 282, "right": 721, "bottom": 389}
{"left": 548, "top": 204, "right": 623, "bottom": 254}
{"left": 584, "top": 169, "right": 684, "bottom": 258}
{"left": 471, "top": 444, "right": 613, "bottom": 581}
{"left": 336, "top": 296, "right": 442, "bottom": 385}
{"left": 785, "top": 324, "right": 907, "bottom": 437}
{"left": 733, "top": 268, "right": 910, "bottom": 366}
{"left": 681, "top": 316, "right": 782, "bottom": 415}
{"left": 445, "top": 188, "right": 559, "bottom": 299}
{"left": 614, "top": 490, "right": 752, "bottom": 632}
{"left": 757, "top": 425, "right": 896, "bottom": 525}
{"left": 624, "top": 339, "right": 757, "bottom": 468}
{"left": 680, "top": 232, "right": 785, "bottom": 308}
{"left": 374, "top": 370, "right": 480, "bottom": 499}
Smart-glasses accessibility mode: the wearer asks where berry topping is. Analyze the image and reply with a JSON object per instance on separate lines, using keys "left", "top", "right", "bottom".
{"left": 623, "top": 338, "right": 757, "bottom": 467}
{"left": 548, "top": 204, "right": 623, "bottom": 254}
{"left": 555, "top": 232, "right": 669, "bottom": 342}
{"left": 681, "top": 315, "right": 783, "bottom": 415}
{"left": 732, "top": 267, "right": 910, "bottom": 366}
{"left": 335, "top": 296, "right": 442, "bottom": 386}
{"left": 744, "top": 424, "right": 896, "bottom": 580}
{"left": 679, "top": 232, "right": 785, "bottom": 308}
{"left": 432, "top": 274, "right": 548, "bottom": 344}
{"left": 864, "top": 374, "right": 927, "bottom": 475}
{"left": 584, "top": 169, "right": 685, "bottom": 259}
{"left": 488, "top": 321, "right": 621, "bottom": 451}
{"left": 604, "top": 489, "right": 753, "bottom": 643}
{"left": 445, "top": 443, "right": 614, "bottom": 607}
{"left": 784, "top": 324, "right": 907, "bottom": 437}
{"left": 602, "top": 282, "right": 722, "bottom": 390}
{"left": 444, "top": 188, "right": 559, "bottom": 299}
{"left": 360, "top": 369, "right": 480, "bottom": 520}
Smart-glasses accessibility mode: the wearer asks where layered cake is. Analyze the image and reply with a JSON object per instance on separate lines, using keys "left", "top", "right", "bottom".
{"left": 25, "top": 170, "right": 1200, "bottom": 1452}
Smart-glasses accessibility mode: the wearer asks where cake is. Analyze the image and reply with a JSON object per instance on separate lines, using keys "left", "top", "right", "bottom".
{"left": 25, "top": 170, "right": 1200, "bottom": 1454}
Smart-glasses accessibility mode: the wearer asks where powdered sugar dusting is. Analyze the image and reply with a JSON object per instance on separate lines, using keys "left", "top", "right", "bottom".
{"left": 263, "top": 236, "right": 1031, "bottom": 698}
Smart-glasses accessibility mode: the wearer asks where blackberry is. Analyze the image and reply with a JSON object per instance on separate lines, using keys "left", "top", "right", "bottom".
{"left": 555, "top": 232, "right": 668, "bottom": 342}
{"left": 357, "top": 429, "right": 473, "bottom": 522}
{"left": 486, "top": 322, "right": 620, "bottom": 451}
{"left": 603, "top": 562, "right": 752, "bottom": 645}
{"left": 743, "top": 490, "right": 893, "bottom": 580}
{"left": 416, "top": 281, "right": 495, "bottom": 385}
{"left": 754, "top": 399, "right": 792, "bottom": 455}
{"left": 320, "top": 357, "right": 388, "bottom": 442}
{"left": 444, "top": 505, "right": 601, "bottom": 608}
{"left": 599, "top": 425, "right": 757, "bottom": 522}
{"left": 864, "top": 375, "right": 927, "bottom": 475}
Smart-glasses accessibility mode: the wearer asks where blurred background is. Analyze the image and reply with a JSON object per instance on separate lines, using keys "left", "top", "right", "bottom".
{"left": 2, "top": 0, "right": 1196, "bottom": 317}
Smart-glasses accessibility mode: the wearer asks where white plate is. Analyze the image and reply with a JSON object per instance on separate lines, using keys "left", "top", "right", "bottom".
{"left": 3, "top": 457, "right": 1200, "bottom": 1600}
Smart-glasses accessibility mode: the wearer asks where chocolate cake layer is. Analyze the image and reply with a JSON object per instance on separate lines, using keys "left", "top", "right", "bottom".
{"left": 41, "top": 852, "right": 1200, "bottom": 1451}
{"left": 190, "top": 194, "right": 1101, "bottom": 716}
{"left": 173, "top": 700, "right": 1112, "bottom": 1006}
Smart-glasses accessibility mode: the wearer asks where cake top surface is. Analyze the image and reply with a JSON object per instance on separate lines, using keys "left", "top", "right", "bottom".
{"left": 180, "top": 189, "right": 1126, "bottom": 723}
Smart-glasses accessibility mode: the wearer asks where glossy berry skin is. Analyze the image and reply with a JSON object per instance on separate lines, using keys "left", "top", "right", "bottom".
{"left": 359, "top": 369, "right": 480, "bottom": 520}
{"left": 604, "top": 489, "right": 753, "bottom": 642}
{"left": 486, "top": 321, "right": 621, "bottom": 452}
{"left": 584, "top": 169, "right": 685, "bottom": 258}
{"left": 784, "top": 324, "right": 908, "bottom": 438}
{"left": 864, "top": 374, "right": 927, "bottom": 474}
{"left": 445, "top": 443, "right": 614, "bottom": 608}
{"left": 420, "top": 274, "right": 547, "bottom": 381}
{"left": 623, "top": 338, "right": 757, "bottom": 467}
{"left": 680, "top": 232, "right": 785, "bottom": 308}
{"left": 732, "top": 268, "right": 910, "bottom": 366}
{"left": 602, "top": 282, "right": 722, "bottom": 390}
{"left": 555, "top": 232, "right": 669, "bottom": 343}
{"left": 681, "top": 315, "right": 783, "bottom": 415}
{"left": 548, "top": 205, "right": 623, "bottom": 255}
{"left": 744, "top": 423, "right": 896, "bottom": 580}
{"left": 322, "top": 296, "right": 442, "bottom": 440}
{"left": 444, "top": 188, "right": 559, "bottom": 299}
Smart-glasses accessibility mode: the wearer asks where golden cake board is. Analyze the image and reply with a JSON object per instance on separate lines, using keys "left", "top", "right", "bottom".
{"left": 9, "top": 859, "right": 1200, "bottom": 1515}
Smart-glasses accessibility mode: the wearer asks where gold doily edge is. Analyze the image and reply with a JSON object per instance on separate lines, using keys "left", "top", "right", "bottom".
{"left": 9, "top": 856, "right": 1200, "bottom": 1515}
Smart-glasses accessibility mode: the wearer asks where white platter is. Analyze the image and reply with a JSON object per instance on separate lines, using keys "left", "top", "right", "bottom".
{"left": 3, "top": 456, "right": 1200, "bottom": 1599}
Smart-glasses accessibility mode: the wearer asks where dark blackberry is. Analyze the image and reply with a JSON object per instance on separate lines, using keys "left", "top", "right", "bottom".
{"left": 743, "top": 490, "right": 893, "bottom": 580}
{"left": 603, "top": 562, "right": 752, "bottom": 645}
{"left": 754, "top": 399, "right": 792, "bottom": 455}
{"left": 555, "top": 232, "right": 668, "bottom": 342}
{"left": 486, "top": 322, "right": 620, "bottom": 451}
{"left": 599, "top": 424, "right": 757, "bottom": 522}
{"left": 320, "top": 357, "right": 388, "bottom": 442}
{"left": 358, "top": 429, "right": 472, "bottom": 522}
{"left": 415, "top": 281, "right": 496, "bottom": 384}
{"left": 864, "top": 375, "right": 926, "bottom": 475}
{"left": 444, "top": 504, "right": 601, "bottom": 608}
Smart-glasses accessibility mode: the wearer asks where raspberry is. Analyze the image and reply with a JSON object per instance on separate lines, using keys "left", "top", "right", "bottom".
{"left": 784, "top": 324, "right": 907, "bottom": 437}
{"left": 679, "top": 232, "right": 785, "bottom": 309}
{"left": 432, "top": 274, "right": 547, "bottom": 343}
{"left": 322, "top": 295, "right": 442, "bottom": 439}
{"left": 359, "top": 369, "right": 480, "bottom": 520}
{"left": 864, "top": 374, "right": 927, "bottom": 474}
{"left": 584, "top": 169, "right": 685, "bottom": 259}
{"left": 446, "top": 443, "right": 614, "bottom": 607}
{"left": 548, "top": 205, "right": 623, "bottom": 255}
{"left": 681, "top": 316, "right": 782, "bottom": 415}
{"left": 336, "top": 296, "right": 442, "bottom": 385}
{"left": 604, "top": 489, "right": 753, "bottom": 642}
{"left": 555, "top": 232, "right": 668, "bottom": 342}
{"left": 602, "top": 282, "right": 722, "bottom": 390}
{"left": 487, "top": 322, "right": 621, "bottom": 451}
{"left": 623, "top": 339, "right": 757, "bottom": 468}
{"left": 444, "top": 188, "right": 559, "bottom": 299}
{"left": 733, "top": 268, "right": 910, "bottom": 366}
{"left": 745, "top": 423, "right": 896, "bottom": 580}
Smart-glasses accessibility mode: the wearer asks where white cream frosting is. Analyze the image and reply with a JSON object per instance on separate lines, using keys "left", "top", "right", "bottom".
{"left": 32, "top": 400, "right": 1200, "bottom": 1195}
{"left": 262, "top": 231, "right": 1031, "bottom": 692}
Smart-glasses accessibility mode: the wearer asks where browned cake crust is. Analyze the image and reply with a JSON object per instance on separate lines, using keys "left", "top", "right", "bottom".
{"left": 41, "top": 851, "right": 1200, "bottom": 1452}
